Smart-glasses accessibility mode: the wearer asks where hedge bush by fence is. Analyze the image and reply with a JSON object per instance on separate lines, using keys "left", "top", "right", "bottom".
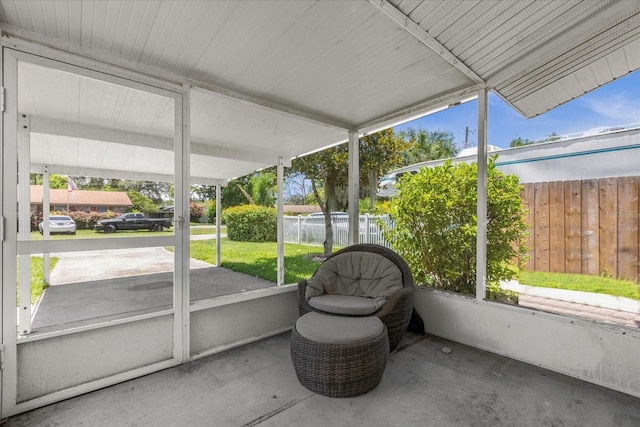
{"left": 385, "top": 158, "right": 528, "bottom": 295}
{"left": 222, "top": 205, "right": 277, "bottom": 242}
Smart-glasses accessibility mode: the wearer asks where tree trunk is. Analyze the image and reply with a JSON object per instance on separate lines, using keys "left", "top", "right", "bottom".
{"left": 368, "top": 169, "right": 377, "bottom": 210}
{"left": 322, "top": 177, "right": 337, "bottom": 257}
{"left": 237, "top": 184, "right": 255, "bottom": 204}
{"left": 310, "top": 179, "right": 334, "bottom": 258}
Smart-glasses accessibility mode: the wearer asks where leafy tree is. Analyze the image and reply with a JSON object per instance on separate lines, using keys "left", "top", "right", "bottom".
{"left": 285, "top": 172, "right": 310, "bottom": 205}
{"left": 385, "top": 157, "right": 528, "bottom": 296}
{"left": 29, "top": 174, "right": 69, "bottom": 189}
{"left": 289, "top": 128, "right": 410, "bottom": 256}
{"left": 126, "top": 190, "right": 158, "bottom": 213}
{"left": 359, "top": 129, "right": 412, "bottom": 209}
{"left": 250, "top": 172, "right": 276, "bottom": 206}
{"left": 72, "top": 177, "right": 170, "bottom": 204}
{"left": 401, "top": 128, "right": 458, "bottom": 164}
{"left": 540, "top": 132, "right": 561, "bottom": 143}
{"left": 510, "top": 132, "right": 560, "bottom": 147}
{"left": 509, "top": 137, "right": 535, "bottom": 147}
{"left": 291, "top": 145, "right": 348, "bottom": 256}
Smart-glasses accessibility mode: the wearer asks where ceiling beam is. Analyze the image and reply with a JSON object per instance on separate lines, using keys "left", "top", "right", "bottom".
{"left": 28, "top": 116, "right": 283, "bottom": 164}
{"left": 370, "top": 0, "right": 484, "bottom": 84}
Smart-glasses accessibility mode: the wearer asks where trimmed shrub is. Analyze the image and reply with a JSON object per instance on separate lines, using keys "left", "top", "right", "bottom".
{"left": 190, "top": 202, "right": 204, "bottom": 223}
{"left": 67, "top": 211, "right": 117, "bottom": 230}
{"left": 222, "top": 205, "right": 277, "bottom": 242}
{"left": 33, "top": 211, "right": 117, "bottom": 231}
{"left": 385, "top": 157, "right": 528, "bottom": 295}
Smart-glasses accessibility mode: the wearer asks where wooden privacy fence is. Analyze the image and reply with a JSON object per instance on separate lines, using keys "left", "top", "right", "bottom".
{"left": 521, "top": 176, "right": 640, "bottom": 283}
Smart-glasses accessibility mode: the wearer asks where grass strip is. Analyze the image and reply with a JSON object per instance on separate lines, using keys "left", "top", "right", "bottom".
{"left": 520, "top": 270, "right": 640, "bottom": 300}
{"left": 188, "top": 239, "right": 323, "bottom": 284}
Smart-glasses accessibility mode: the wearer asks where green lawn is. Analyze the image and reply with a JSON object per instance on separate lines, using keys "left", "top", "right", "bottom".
{"left": 190, "top": 226, "right": 226, "bottom": 235}
{"left": 24, "top": 256, "right": 58, "bottom": 304}
{"left": 520, "top": 270, "right": 640, "bottom": 300}
{"left": 186, "top": 239, "right": 323, "bottom": 284}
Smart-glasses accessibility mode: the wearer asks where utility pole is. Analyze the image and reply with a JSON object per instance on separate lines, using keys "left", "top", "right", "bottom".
{"left": 465, "top": 126, "right": 469, "bottom": 148}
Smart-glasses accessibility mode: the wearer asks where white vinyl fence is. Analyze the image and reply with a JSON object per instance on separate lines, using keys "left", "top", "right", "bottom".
{"left": 283, "top": 214, "right": 392, "bottom": 247}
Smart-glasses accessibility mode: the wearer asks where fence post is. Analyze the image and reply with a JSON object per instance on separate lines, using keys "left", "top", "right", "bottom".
{"left": 364, "top": 214, "right": 370, "bottom": 244}
{"left": 297, "top": 215, "right": 302, "bottom": 245}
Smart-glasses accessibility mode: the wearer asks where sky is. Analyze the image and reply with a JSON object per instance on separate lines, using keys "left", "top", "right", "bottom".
{"left": 394, "top": 70, "right": 640, "bottom": 150}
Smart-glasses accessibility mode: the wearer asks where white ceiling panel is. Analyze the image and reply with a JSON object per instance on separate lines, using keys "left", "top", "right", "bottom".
{"left": 0, "top": 0, "right": 637, "bottom": 183}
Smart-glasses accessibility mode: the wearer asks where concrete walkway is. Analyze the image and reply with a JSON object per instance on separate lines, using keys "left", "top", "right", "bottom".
{"left": 502, "top": 281, "right": 640, "bottom": 329}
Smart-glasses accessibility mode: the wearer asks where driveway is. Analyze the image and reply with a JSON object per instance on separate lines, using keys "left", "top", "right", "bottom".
{"left": 49, "top": 246, "right": 213, "bottom": 285}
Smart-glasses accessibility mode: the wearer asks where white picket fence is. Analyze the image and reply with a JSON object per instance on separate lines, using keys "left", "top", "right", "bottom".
{"left": 283, "top": 214, "right": 392, "bottom": 247}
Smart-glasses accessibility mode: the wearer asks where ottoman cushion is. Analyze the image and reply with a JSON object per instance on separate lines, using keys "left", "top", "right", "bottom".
{"left": 291, "top": 312, "right": 390, "bottom": 397}
{"left": 295, "top": 312, "right": 384, "bottom": 345}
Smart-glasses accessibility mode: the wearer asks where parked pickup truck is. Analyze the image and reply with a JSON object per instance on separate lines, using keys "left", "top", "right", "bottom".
{"left": 94, "top": 213, "right": 172, "bottom": 233}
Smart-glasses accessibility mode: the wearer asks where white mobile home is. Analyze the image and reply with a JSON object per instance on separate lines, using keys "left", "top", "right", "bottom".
{"left": 378, "top": 125, "right": 640, "bottom": 198}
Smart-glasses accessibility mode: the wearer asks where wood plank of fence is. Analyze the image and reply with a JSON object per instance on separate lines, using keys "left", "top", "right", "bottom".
{"left": 565, "top": 180, "right": 582, "bottom": 274}
{"left": 549, "top": 181, "right": 565, "bottom": 273}
{"left": 581, "top": 179, "right": 599, "bottom": 275}
{"left": 534, "top": 182, "right": 550, "bottom": 272}
{"left": 521, "top": 183, "right": 535, "bottom": 271}
{"left": 617, "top": 177, "right": 639, "bottom": 282}
{"left": 518, "top": 176, "right": 640, "bottom": 282}
{"left": 598, "top": 178, "right": 618, "bottom": 278}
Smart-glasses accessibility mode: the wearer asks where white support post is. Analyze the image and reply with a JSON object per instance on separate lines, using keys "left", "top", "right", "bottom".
{"left": 216, "top": 184, "right": 221, "bottom": 267}
{"left": 174, "top": 84, "right": 190, "bottom": 363}
{"left": 43, "top": 165, "right": 51, "bottom": 284}
{"left": 476, "top": 87, "right": 488, "bottom": 302}
{"left": 17, "top": 114, "right": 31, "bottom": 335}
{"left": 348, "top": 130, "right": 359, "bottom": 246}
{"left": 276, "top": 156, "right": 285, "bottom": 286}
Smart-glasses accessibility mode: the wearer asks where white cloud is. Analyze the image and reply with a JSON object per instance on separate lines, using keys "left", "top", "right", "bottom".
{"left": 582, "top": 92, "right": 640, "bottom": 125}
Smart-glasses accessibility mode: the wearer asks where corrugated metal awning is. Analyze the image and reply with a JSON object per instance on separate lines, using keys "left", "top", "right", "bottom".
{"left": 0, "top": 0, "right": 637, "bottom": 183}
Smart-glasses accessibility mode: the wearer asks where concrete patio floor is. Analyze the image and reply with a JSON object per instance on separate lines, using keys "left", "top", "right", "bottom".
{"left": 4, "top": 331, "right": 639, "bottom": 426}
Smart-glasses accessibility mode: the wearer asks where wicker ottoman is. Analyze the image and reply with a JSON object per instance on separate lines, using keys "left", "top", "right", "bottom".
{"left": 290, "top": 312, "right": 389, "bottom": 397}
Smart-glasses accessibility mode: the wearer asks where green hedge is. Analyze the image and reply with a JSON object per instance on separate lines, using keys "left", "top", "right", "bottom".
{"left": 385, "top": 157, "right": 528, "bottom": 295}
{"left": 31, "top": 210, "right": 117, "bottom": 231}
{"left": 222, "top": 205, "right": 277, "bottom": 242}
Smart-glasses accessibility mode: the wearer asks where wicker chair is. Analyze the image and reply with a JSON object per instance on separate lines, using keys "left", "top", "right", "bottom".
{"left": 298, "top": 244, "right": 414, "bottom": 352}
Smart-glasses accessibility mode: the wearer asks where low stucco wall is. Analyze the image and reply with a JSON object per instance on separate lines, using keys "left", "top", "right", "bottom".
{"left": 414, "top": 288, "right": 640, "bottom": 398}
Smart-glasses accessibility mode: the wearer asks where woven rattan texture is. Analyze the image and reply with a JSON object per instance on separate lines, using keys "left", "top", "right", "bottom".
{"left": 298, "top": 244, "right": 414, "bottom": 352}
{"left": 291, "top": 322, "right": 389, "bottom": 397}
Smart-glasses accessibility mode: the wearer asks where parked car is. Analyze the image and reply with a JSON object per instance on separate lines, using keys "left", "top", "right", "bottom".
{"left": 94, "top": 213, "right": 172, "bottom": 233}
{"left": 38, "top": 215, "right": 76, "bottom": 235}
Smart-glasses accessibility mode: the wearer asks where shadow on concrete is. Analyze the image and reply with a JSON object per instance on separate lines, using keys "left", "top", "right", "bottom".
{"left": 32, "top": 267, "right": 275, "bottom": 335}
